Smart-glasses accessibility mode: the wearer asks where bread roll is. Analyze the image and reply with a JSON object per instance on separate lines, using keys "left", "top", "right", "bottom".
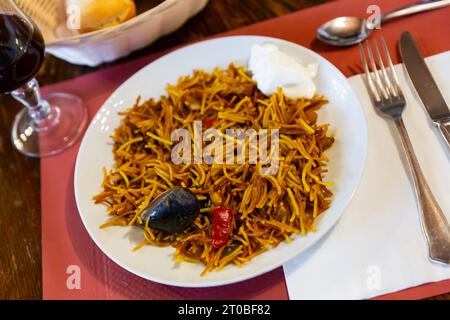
{"left": 66, "top": 0, "right": 136, "bottom": 33}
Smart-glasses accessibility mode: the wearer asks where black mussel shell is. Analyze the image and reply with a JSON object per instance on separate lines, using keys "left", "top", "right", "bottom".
{"left": 139, "top": 187, "right": 200, "bottom": 234}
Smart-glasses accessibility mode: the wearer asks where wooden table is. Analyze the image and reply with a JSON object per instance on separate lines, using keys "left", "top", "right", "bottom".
{"left": 0, "top": 0, "right": 448, "bottom": 300}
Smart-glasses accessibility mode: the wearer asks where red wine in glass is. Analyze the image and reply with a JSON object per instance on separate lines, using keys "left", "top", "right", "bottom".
{"left": 0, "top": 0, "right": 88, "bottom": 158}
{"left": 0, "top": 13, "right": 45, "bottom": 93}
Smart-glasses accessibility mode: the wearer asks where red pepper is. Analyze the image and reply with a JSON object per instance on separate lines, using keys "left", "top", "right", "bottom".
{"left": 212, "top": 207, "right": 233, "bottom": 249}
{"left": 183, "top": 179, "right": 191, "bottom": 188}
{"left": 203, "top": 118, "right": 216, "bottom": 128}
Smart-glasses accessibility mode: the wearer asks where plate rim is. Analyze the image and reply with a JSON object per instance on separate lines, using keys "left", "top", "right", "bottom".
{"left": 74, "top": 35, "right": 369, "bottom": 287}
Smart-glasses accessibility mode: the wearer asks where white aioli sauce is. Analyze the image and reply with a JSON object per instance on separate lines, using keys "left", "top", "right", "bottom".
{"left": 248, "top": 44, "right": 318, "bottom": 99}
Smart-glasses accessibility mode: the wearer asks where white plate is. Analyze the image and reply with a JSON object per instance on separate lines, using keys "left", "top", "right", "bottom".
{"left": 74, "top": 36, "right": 368, "bottom": 287}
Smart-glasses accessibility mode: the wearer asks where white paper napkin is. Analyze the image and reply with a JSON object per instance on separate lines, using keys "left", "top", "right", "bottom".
{"left": 283, "top": 51, "right": 450, "bottom": 300}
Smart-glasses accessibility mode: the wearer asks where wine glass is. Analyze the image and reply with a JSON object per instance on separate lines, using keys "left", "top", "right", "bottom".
{"left": 0, "top": 0, "right": 88, "bottom": 157}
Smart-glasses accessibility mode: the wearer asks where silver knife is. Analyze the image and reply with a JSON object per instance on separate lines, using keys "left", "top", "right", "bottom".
{"left": 399, "top": 31, "right": 450, "bottom": 152}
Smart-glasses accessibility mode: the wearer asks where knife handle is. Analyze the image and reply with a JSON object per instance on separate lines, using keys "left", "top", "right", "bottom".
{"left": 437, "top": 119, "right": 450, "bottom": 152}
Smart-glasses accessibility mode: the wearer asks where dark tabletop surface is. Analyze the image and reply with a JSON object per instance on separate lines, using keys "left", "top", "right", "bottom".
{"left": 0, "top": 0, "right": 448, "bottom": 300}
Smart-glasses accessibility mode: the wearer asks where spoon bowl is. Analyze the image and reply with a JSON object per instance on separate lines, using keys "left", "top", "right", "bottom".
{"left": 317, "top": 16, "right": 371, "bottom": 46}
{"left": 316, "top": 0, "right": 450, "bottom": 47}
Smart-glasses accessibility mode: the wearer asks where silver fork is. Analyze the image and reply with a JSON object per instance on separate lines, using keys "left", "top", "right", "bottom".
{"left": 359, "top": 38, "right": 450, "bottom": 264}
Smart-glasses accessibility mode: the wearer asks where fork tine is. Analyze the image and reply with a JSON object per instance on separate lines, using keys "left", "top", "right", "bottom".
{"left": 366, "top": 41, "right": 389, "bottom": 100}
{"left": 360, "top": 38, "right": 406, "bottom": 121}
{"left": 373, "top": 40, "right": 397, "bottom": 97}
{"left": 381, "top": 37, "right": 402, "bottom": 96}
{"left": 359, "top": 44, "right": 380, "bottom": 102}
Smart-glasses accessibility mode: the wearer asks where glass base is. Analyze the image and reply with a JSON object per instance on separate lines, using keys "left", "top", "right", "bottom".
{"left": 12, "top": 92, "right": 88, "bottom": 157}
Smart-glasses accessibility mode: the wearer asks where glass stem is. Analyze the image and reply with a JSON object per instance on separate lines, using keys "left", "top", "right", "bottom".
{"left": 11, "top": 78, "right": 50, "bottom": 123}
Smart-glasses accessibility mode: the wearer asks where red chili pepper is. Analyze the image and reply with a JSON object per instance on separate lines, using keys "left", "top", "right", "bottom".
{"left": 203, "top": 118, "right": 216, "bottom": 128}
{"left": 183, "top": 179, "right": 191, "bottom": 188}
{"left": 212, "top": 207, "right": 233, "bottom": 249}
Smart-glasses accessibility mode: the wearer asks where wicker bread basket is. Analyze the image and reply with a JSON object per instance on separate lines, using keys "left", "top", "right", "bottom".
{"left": 16, "top": 0, "right": 208, "bottom": 66}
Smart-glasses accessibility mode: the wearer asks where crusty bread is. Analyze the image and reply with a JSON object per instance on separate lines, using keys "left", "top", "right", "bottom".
{"left": 67, "top": 0, "right": 136, "bottom": 33}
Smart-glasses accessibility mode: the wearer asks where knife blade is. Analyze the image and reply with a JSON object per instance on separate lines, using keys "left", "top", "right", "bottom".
{"left": 399, "top": 31, "right": 450, "bottom": 151}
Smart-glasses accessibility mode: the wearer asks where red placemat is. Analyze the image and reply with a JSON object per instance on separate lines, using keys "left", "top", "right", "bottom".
{"left": 41, "top": 0, "right": 450, "bottom": 299}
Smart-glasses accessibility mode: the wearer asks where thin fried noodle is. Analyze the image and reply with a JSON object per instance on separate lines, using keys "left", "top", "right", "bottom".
{"left": 93, "top": 64, "right": 334, "bottom": 275}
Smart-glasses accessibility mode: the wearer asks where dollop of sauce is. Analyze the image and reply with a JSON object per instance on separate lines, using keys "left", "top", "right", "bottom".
{"left": 248, "top": 43, "right": 318, "bottom": 99}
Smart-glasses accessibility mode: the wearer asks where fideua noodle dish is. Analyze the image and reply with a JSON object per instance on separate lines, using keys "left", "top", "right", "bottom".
{"left": 93, "top": 44, "right": 335, "bottom": 275}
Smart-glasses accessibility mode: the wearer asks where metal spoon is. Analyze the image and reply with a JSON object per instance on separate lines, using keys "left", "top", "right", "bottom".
{"left": 317, "top": 0, "right": 450, "bottom": 46}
